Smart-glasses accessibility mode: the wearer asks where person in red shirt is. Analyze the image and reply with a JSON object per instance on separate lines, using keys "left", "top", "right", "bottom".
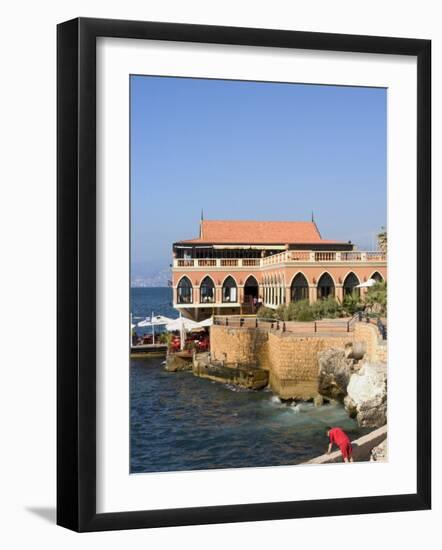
{"left": 326, "top": 426, "right": 353, "bottom": 463}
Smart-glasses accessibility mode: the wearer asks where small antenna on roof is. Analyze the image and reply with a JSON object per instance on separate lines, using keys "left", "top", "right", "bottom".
{"left": 199, "top": 209, "right": 204, "bottom": 238}
{"left": 311, "top": 210, "right": 315, "bottom": 223}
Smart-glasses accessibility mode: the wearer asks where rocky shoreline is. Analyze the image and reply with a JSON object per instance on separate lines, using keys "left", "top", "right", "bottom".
{"left": 311, "top": 342, "right": 388, "bottom": 463}
{"left": 165, "top": 326, "right": 388, "bottom": 463}
{"left": 318, "top": 345, "right": 387, "bottom": 429}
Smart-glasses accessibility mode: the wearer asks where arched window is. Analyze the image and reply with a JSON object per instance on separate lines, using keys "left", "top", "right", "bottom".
{"left": 317, "top": 272, "right": 335, "bottom": 299}
{"left": 291, "top": 273, "right": 309, "bottom": 302}
{"left": 371, "top": 271, "right": 384, "bottom": 283}
{"left": 200, "top": 276, "right": 215, "bottom": 303}
{"left": 222, "top": 276, "right": 237, "bottom": 303}
{"left": 343, "top": 272, "right": 360, "bottom": 297}
{"left": 244, "top": 276, "right": 259, "bottom": 304}
{"left": 177, "top": 277, "right": 193, "bottom": 304}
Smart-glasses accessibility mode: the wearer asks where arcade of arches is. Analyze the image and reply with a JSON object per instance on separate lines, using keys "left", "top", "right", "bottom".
{"left": 260, "top": 270, "right": 385, "bottom": 308}
{"left": 176, "top": 270, "right": 385, "bottom": 308}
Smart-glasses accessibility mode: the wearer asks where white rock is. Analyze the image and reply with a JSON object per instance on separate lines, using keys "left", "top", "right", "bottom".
{"left": 346, "top": 363, "right": 387, "bottom": 428}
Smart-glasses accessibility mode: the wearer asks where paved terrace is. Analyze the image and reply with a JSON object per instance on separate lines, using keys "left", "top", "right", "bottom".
{"left": 213, "top": 314, "right": 387, "bottom": 339}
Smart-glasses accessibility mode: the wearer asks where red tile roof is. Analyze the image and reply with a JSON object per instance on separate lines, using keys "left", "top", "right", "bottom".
{"left": 177, "top": 220, "right": 344, "bottom": 245}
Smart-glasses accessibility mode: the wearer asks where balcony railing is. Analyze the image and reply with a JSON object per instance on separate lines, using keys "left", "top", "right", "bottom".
{"left": 242, "top": 259, "right": 261, "bottom": 267}
{"left": 174, "top": 250, "right": 386, "bottom": 268}
{"left": 314, "top": 252, "right": 336, "bottom": 262}
{"left": 174, "top": 258, "right": 261, "bottom": 268}
{"left": 261, "top": 250, "right": 386, "bottom": 266}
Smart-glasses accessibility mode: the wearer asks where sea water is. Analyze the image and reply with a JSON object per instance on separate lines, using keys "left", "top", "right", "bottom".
{"left": 130, "top": 288, "right": 368, "bottom": 473}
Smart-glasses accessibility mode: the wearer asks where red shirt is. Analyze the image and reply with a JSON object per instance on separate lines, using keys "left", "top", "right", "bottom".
{"left": 329, "top": 427, "right": 350, "bottom": 447}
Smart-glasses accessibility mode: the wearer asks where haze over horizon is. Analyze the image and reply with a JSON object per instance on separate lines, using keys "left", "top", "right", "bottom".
{"left": 131, "top": 76, "right": 386, "bottom": 286}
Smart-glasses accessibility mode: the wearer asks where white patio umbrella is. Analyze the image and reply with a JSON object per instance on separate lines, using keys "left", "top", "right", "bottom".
{"left": 137, "top": 313, "right": 175, "bottom": 344}
{"left": 355, "top": 278, "right": 377, "bottom": 288}
{"left": 166, "top": 315, "right": 199, "bottom": 351}
{"left": 165, "top": 317, "right": 198, "bottom": 332}
{"left": 137, "top": 315, "right": 174, "bottom": 327}
{"left": 194, "top": 316, "right": 213, "bottom": 328}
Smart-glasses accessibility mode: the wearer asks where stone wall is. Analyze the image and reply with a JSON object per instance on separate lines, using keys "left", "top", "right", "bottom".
{"left": 210, "top": 326, "right": 269, "bottom": 366}
{"left": 264, "top": 332, "right": 355, "bottom": 399}
{"left": 210, "top": 322, "right": 387, "bottom": 400}
{"left": 353, "top": 322, "right": 387, "bottom": 363}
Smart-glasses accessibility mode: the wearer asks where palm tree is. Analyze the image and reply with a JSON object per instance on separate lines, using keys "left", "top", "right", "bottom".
{"left": 377, "top": 227, "right": 387, "bottom": 253}
{"left": 365, "top": 281, "right": 387, "bottom": 315}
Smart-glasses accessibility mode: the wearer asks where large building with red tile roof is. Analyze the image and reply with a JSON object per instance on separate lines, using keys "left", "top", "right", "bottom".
{"left": 179, "top": 220, "right": 343, "bottom": 246}
{"left": 172, "top": 219, "right": 387, "bottom": 320}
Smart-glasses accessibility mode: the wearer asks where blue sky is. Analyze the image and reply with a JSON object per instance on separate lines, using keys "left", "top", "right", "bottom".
{"left": 131, "top": 76, "right": 386, "bottom": 279}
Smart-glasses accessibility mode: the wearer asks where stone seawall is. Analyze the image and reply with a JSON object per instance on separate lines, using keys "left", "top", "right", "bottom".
{"left": 265, "top": 332, "right": 356, "bottom": 399}
{"left": 210, "top": 325, "right": 269, "bottom": 367}
{"left": 353, "top": 322, "right": 387, "bottom": 363}
{"left": 210, "top": 323, "right": 385, "bottom": 400}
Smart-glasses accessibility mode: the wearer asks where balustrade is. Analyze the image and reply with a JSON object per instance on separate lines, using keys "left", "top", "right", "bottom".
{"left": 174, "top": 250, "right": 386, "bottom": 268}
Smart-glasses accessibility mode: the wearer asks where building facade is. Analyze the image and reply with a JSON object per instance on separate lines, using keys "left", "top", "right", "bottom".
{"left": 172, "top": 220, "right": 387, "bottom": 321}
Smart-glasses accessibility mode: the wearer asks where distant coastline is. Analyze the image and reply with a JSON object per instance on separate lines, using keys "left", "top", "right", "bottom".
{"left": 131, "top": 284, "right": 170, "bottom": 289}
{"left": 131, "top": 268, "right": 171, "bottom": 288}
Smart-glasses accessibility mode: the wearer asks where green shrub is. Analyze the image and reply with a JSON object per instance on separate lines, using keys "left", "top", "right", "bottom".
{"left": 257, "top": 295, "right": 358, "bottom": 323}
{"left": 159, "top": 331, "right": 173, "bottom": 345}
{"left": 290, "top": 300, "right": 315, "bottom": 321}
{"left": 311, "top": 296, "right": 343, "bottom": 319}
{"left": 295, "top": 303, "right": 316, "bottom": 321}
{"left": 273, "top": 299, "right": 319, "bottom": 322}
{"left": 257, "top": 306, "right": 277, "bottom": 320}
{"left": 276, "top": 304, "right": 287, "bottom": 320}
{"left": 342, "top": 292, "right": 364, "bottom": 315}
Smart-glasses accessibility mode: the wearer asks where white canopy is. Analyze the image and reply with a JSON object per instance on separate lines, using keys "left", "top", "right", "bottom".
{"left": 137, "top": 315, "right": 174, "bottom": 327}
{"left": 355, "top": 278, "right": 377, "bottom": 289}
{"left": 165, "top": 317, "right": 199, "bottom": 332}
{"left": 194, "top": 316, "right": 213, "bottom": 328}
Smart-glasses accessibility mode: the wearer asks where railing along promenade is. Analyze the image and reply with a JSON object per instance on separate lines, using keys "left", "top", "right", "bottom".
{"left": 174, "top": 251, "right": 386, "bottom": 268}
{"left": 213, "top": 314, "right": 358, "bottom": 334}
{"left": 213, "top": 312, "right": 387, "bottom": 339}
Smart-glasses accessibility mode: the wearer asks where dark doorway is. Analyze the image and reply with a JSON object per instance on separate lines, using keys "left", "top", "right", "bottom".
{"left": 291, "top": 273, "right": 309, "bottom": 302}
{"left": 317, "top": 272, "right": 335, "bottom": 299}
{"left": 244, "top": 275, "right": 259, "bottom": 304}
{"left": 343, "top": 272, "right": 360, "bottom": 297}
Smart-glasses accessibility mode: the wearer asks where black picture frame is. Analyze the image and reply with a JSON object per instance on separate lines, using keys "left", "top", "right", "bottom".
{"left": 57, "top": 17, "right": 431, "bottom": 532}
